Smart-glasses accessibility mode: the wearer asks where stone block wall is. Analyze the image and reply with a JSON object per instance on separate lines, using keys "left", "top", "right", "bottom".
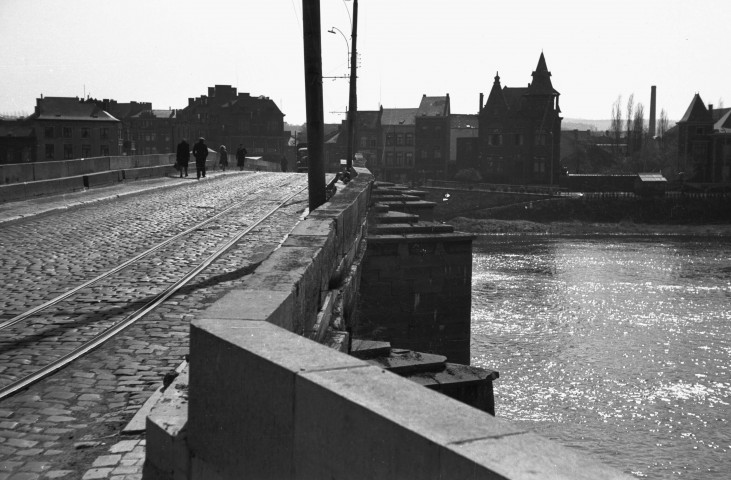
{"left": 356, "top": 232, "right": 475, "bottom": 365}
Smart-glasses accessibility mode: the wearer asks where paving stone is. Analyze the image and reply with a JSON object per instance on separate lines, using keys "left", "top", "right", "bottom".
{"left": 14, "top": 449, "right": 44, "bottom": 456}
{"left": 81, "top": 468, "right": 113, "bottom": 480}
{"left": 4, "top": 438, "right": 38, "bottom": 449}
{"left": 108, "top": 440, "right": 139, "bottom": 454}
{"left": 44, "top": 472, "right": 74, "bottom": 479}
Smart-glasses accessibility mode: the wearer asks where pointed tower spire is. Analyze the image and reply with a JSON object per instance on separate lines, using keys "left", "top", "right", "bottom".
{"left": 484, "top": 71, "right": 508, "bottom": 114}
{"left": 528, "top": 52, "right": 559, "bottom": 96}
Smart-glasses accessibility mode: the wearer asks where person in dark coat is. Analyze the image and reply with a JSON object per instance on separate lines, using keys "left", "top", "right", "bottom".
{"left": 236, "top": 144, "right": 247, "bottom": 171}
{"left": 280, "top": 155, "right": 288, "bottom": 172}
{"left": 219, "top": 145, "right": 229, "bottom": 171}
{"left": 176, "top": 139, "right": 190, "bottom": 178}
{"left": 192, "top": 137, "right": 208, "bottom": 180}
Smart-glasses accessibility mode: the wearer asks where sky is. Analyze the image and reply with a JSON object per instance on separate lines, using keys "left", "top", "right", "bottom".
{"left": 1, "top": 0, "right": 729, "bottom": 126}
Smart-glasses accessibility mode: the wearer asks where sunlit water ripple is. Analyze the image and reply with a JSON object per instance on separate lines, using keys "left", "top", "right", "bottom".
{"left": 470, "top": 236, "right": 731, "bottom": 479}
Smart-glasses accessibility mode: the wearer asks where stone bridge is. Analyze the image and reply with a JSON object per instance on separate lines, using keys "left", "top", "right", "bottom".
{"left": 0, "top": 156, "right": 630, "bottom": 479}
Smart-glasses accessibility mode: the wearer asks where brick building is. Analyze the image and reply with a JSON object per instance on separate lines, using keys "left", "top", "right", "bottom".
{"left": 178, "top": 85, "right": 286, "bottom": 159}
{"left": 128, "top": 109, "right": 178, "bottom": 155}
{"left": 0, "top": 121, "right": 35, "bottom": 164}
{"left": 378, "top": 108, "right": 417, "bottom": 183}
{"left": 415, "top": 94, "right": 451, "bottom": 178}
{"left": 31, "top": 96, "right": 121, "bottom": 161}
{"left": 676, "top": 93, "right": 731, "bottom": 183}
{"left": 478, "top": 53, "right": 562, "bottom": 185}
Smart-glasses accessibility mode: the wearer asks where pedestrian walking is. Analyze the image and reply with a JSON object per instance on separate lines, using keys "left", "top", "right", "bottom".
{"left": 280, "top": 155, "right": 288, "bottom": 172}
{"left": 219, "top": 145, "right": 229, "bottom": 171}
{"left": 192, "top": 137, "right": 208, "bottom": 180}
{"left": 176, "top": 139, "right": 190, "bottom": 178}
{"left": 236, "top": 144, "right": 247, "bottom": 171}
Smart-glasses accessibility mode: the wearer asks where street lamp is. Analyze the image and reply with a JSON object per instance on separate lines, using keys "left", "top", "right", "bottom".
{"left": 345, "top": 0, "right": 358, "bottom": 173}
{"left": 328, "top": 27, "right": 349, "bottom": 69}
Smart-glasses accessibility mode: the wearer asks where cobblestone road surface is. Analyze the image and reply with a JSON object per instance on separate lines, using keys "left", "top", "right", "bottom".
{"left": 0, "top": 172, "right": 309, "bottom": 479}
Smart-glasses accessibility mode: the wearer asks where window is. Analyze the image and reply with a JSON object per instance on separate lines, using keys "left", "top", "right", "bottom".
{"left": 405, "top": 152, "right": 414, "bottom": 166}
{"left": 386, "top": 152, "right": 394, "bottom": 166}
{"left": 100, "top": 144, "right": 110, "bottom": 156}
{"left": 489, "top": 134, "right": 502, "bottom": 146}
{"left": 81, "top": 144, "right": 91, "bottom": 157}
{"left": 386, "top": 133, "right": 394, "bottom": 146}
{"left": 433, "top": 146, "right": 442, "bottom": 159}
{"left": 420, "top": 149, "right": 428, "bottom": 160}
{"left": 515, "top": 133, "right": 524, "bottom": 146}
{"left": 696, "top": 127, "right": 705, "bottom": 135}
{"left": 45, "top": 144, "right": 55, "bottom": 160}
{"left": 63, "top": 144, "right": 73, "bottom": 159}
{"left": 405, "top": 133, "right": 414, "bottom": 146}
{"left": 360, "top": 136, "right": 367, "bottom": 148}
{"left": 535, "top": 133, "right": 547, "bottom": 146}
{"left": 100, "top": 128, "right": 109, "bottom": 140}
{"left": 81, "top": 128, "right": 90, "bottom": 138}
{"left": 44, "top": 126, "right": 54, "bottom": 139}
{"left": 369, "top": 137, "right": 377, "bottom": 148}
{"left": 533, "top": 157, "right": 546, "bottom": 174}
{"left": 396, "top": 134, "right": 404, "bottom": 146}
{"left": 63, "top": 127, "right": 72, "bottom": 138}
{"left": 396, "top": 151, "right": 404, "bottom": 166}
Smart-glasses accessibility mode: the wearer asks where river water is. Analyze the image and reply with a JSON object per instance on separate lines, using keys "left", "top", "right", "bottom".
{"left": 470, "top": 236, "right": 730, "bottom": 479}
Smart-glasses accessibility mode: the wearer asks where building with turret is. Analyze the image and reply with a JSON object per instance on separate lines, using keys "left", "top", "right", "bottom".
{"left": 477, "top": 53, "right": 562, "bottom": 185}
{"left": 676, "top": 93, "right": 731, "bottom": 183}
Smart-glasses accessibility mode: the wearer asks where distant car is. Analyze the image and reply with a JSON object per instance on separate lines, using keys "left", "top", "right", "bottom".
{"left": 296, "top": 144, "right": 308, "bottom": 173}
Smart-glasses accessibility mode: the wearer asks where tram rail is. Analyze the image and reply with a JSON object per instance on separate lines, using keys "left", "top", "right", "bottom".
{"left": 0, "top": 183, "right": 308, "bottom": 401}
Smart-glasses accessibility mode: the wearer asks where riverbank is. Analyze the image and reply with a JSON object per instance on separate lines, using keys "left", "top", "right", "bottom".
{"left": 451, "top": 217, "right": 731, "bottom": 236}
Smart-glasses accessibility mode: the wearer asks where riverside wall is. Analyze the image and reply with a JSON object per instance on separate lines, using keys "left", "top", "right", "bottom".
{"left": 145, "top": 168, "right": 631, "bottom": 480}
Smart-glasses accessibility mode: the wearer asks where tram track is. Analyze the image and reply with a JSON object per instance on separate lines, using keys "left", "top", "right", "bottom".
{"left": 0, "top": 179, "right": 308, "bottom": 401}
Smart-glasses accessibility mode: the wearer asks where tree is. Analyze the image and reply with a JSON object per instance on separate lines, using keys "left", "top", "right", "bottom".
{"left": 632, "top": 103, "right": 646, "bottom": 170}
{"left": 625, "top": 94, "right": 634, "bottom": 154}
{"left": 610, "top": 95, "right": 623, "bottom": 157}
{"left": 658, "top": 109, "right": 669, "bottom": 139}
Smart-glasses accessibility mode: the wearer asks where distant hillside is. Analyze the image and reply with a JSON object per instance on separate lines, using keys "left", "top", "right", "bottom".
{"left": 562, "top": 118, "right": 611, "bottom": 132}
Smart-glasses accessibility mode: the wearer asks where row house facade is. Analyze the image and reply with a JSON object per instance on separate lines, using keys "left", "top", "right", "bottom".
{"left": 415, "top": 94, "right": 451, "bottom": 178}
{"left": 177, "top": 85, "right": 286, "bottom": 159}
{"left": 32, "top": 96, "right": 121, "bottom": 161}
{"left": 375, "top": 108, "right": 417, "bottom": 183}
{"left": 0, "top": 122, "right": 35, "bottom": 164}
{"left": 127, "top": 109, "right": 178, "bottom": 155}
{"left": 676, "top": 93, "right": 731, "bottom": 183}
{"left": 477, "top": 53, "right": 563, "bottom": 185}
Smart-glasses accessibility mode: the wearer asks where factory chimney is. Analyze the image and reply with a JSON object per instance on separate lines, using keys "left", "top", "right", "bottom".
{"left": 649, "top": 86, "right": 657, "bottom": 138}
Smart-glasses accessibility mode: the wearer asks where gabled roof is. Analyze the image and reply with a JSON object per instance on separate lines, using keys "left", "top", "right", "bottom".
{"left": 381, "top": 108, "right": 417, "bottom": 126}
{"left": 678, "top": 94, "right": 713, "bottom": 123}
{"left": 503, "top": 87, "right": 529, "bottom": 110}
{"left": 711, "top": 107, "right": 731, "bottom": 122}
{"left": 131, "top": 109, "right": 177, "bottom": 119}
{"left": 35, "top": 97, "right": 118, "bottom": 122}
{"left": 451, "top": 114, "right": 478, "bottom": 129}
{"left": 356, "top": 110, "right": 381, "bottom": 129}
{"left": 638, "top": 173, "right": 667, "bottom": 183}
{"left": 713, "top": 109, "right": 731, "bottom": 134}
{"left": 417, "top": 95, "right": 449, "bottom": 117}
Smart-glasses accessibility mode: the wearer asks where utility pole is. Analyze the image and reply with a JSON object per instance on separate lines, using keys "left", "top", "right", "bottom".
{"left": 346, "top": 0, "right": 358, "bottom": 172}
{"left": 302, "top": 0, "right": 326, "bottom": 210}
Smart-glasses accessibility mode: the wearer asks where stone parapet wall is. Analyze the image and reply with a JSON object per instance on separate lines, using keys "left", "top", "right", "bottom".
{"left": 151, "top": 168, "right": 631, "bottom": 480}
{"left": 0, "top": 154, "right": 176, "bottom": 184}
{"left": 187, "top": 320, "right": 629, "bottom": 480}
